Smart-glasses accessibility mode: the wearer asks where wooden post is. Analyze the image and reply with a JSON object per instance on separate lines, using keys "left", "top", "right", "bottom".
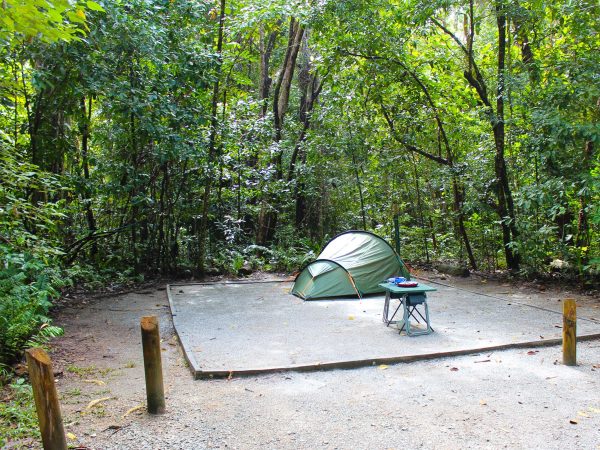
{"left": 25, "top": 348, "right": 67, "bottom": 450}
{"left": 563, "top": 298, "right": 577, "bottom": 366}
{"left": 141, "top": 316, "right": 165, "bottom": 414}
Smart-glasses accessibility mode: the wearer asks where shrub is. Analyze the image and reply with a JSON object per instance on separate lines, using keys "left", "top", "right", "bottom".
{"left": 0, "top": 246, "right": 65, "bottom": 368}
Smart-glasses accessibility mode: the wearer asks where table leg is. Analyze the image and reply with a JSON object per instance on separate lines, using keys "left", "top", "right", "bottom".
{"left": 382, "top": 290, "right": 390, "bottom": 324}
{"left": 401, "top": 295, "right": 410, "bottom": 334}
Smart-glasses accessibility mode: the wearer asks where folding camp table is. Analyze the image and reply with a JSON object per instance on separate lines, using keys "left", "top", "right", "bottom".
{"left": 379, "top": 282, "right": 437, "bottom": 336}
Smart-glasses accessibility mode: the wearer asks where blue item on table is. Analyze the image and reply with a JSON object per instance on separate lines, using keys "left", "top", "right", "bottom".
{"left": 387, "top": 277, "right": 406, "bottom": 284}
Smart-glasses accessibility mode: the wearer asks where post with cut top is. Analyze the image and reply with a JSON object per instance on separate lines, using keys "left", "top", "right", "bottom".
{"left": 25, "top": 348, "right": 67, "bottom": 450}
{"left": 562, "top": 298, "right": 577, "bottom": 366}
{"left": 141, "top": 315, "right": 165, "bottom": 414}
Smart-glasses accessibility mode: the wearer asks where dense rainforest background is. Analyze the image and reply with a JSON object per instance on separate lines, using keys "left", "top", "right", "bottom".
{"left": 0, "top": 0, "right": 598, "bottom": 370}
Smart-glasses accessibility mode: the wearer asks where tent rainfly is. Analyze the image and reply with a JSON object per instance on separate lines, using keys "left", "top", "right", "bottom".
{"left": 291, "top": 230, "right": 410, "bottom": 300}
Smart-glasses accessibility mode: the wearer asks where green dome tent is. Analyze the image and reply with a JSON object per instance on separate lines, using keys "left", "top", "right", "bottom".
{"left": 291, "top": 230, "right": 410, "bottom": 300}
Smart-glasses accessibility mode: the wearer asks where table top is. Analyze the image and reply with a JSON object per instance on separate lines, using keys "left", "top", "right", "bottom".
{"left": 378, "top": 282, "right": 437, "bottom": 294}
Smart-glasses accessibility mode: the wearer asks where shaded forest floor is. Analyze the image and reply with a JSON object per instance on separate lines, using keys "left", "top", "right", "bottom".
{"left": 12, "top": 271, "right": 600, "bottom": 449}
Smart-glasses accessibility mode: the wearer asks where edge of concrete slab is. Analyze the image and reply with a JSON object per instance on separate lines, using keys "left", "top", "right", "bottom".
{"left": 190, "top": 334, "right": 600, "bottom": 379}
{"left": 166, "top": 283, "right": 600, "bottom": 380}
{"left": 169, "top": 279, "right": 290, "bottom": 287}
{"left": 166, "top": 284, "right": 202, "bottom": 375}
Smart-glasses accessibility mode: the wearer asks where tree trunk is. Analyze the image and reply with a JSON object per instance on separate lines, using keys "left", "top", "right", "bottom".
{"left": 198, "top": 0, "right": 226, "bottom": 274}
{"left": 288, "top": 36, "right": 326, "bottom": 230}
{"left": 80, "top": 96, "right": 97, "bottom": 257}
{"left": 378, "top": 85, "right": 477, "bottom": 269}
{"left": 256, "top": 17, "right": 305, "bottom": 245}
{"left": 410, "top": 153, "right": 430, "bottom": 263}
{"left": 273, "top": 18, "right": 305, "bottom": 147}
{"left": 511, "top": 1, "right": 538, "bottom": 82}
{"left": 576, "top": 140, "right": 593, "bottom": 250}
{"left": 494, "top": 3, "right": 520, "bottom": 272}
{"left": 351, "top": 148, "right": 367, "bottom": 230}
{"left": 432, "top": 12, "right": 518, "bottom": 272}
{"left": 258, "top": 23, "right": 280, "bottom": 119}
{"left": 452, "top": 177, "right": 477, "bottom": 270}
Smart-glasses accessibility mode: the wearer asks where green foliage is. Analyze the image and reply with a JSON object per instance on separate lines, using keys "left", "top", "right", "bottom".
{"left": 0, "top": 0, "right": 97, "bottom": 44}
{"left": 269, "top": 245, "right": 316, "bottom": 273}
{"left": 0, "top": 142, "right": 67, "bottom": 367}
{"left": 0, "top": 0, "right": 598, "bottom": 379}
{"left": 0, "top": 245, "right": 65, "bottom": 366}
{"left": 210, "top": 241, "right": 316, "bottom": 275}
{"left": 0, "top": 378, "right": 40, "bottom": 447}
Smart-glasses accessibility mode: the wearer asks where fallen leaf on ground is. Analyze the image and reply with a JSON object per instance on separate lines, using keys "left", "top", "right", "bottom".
{"left": 593, "top": 364, "right": 600, "bottom": 369}
{"left": 83, "top": 379, "right": 105, "bottom": 386}
{"left": 348, "top": 315, "right": 355, "bottom": 320}
{"left": 378, "top": 364, "right": 389, "bottom": 370}
{"left": 86, "top": 397, "right": 111, "bottom": 410}
{"left": 569, "top": 419, "right": 578, "bottom": 424}
{"left": 527, "top": 351, "right": 539, "bottom": 355}
{"left": 122, "top": 405, "right": 144, "bottom": 418}
{"left": 578, "top": 411, "right": 590, "bottom": 418}
{"left": 479, "top": 400, "right": 487, "bottom": 405}
{"left": 67, "top": 432, "right": 77, "bottom": 440}
{"left": 450, "top": 367, "right": 459, "bottom": 371}
{"left": 474, "top": 359, "right": 491, "bottom": 363}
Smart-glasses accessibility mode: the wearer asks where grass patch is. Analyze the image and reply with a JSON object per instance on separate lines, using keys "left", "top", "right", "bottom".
{"left": 66, "top": 364, "right": 98, "bottom": 377}
{"left": 88, "top": 407, "right": 107, "bottom": 418}
{"left": 66, "top": 364, "right": 113, "bottom": 378}
{"left": 98, "top": 367, "right": 113, "bottom": 377}
{"left": 0, "top": 378, "right": 40, "bottom": 448}
{"left": 63, "top": 387, "right": 82, "bottom": 397}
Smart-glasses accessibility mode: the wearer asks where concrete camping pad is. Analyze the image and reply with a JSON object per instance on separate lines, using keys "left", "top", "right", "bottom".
{"left": 167, "top": 279, "right": 600, "bottom": 378}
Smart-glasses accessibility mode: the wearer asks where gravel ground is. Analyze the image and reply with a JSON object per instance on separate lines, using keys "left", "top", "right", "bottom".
{"left": 37, "top": 277, "right": 600, "bottom": 449}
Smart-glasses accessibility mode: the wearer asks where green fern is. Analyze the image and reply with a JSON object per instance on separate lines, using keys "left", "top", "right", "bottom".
{"left": 0, "top": 245, "right": 67, "bottom": 367}
{"left": 25, "top": 323, "right": 64, "bottom": 349}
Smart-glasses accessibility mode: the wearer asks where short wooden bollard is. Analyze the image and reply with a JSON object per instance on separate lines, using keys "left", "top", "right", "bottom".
{"left": 25, "top": 348, "right": 67, "bottom": 450}
{"left": 141, "top": 316, "right": 165, "bottom": 414}
{"left": 563, "top": 298, "right": 577, "bottom": 366}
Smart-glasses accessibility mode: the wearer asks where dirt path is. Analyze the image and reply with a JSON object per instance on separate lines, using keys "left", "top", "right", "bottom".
{"left": 42, "top": 275, "right": 600, "bottom": 449}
